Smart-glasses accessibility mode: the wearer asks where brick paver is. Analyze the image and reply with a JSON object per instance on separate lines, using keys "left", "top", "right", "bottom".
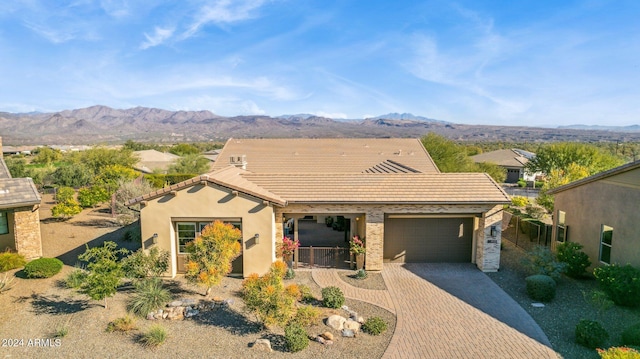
{"left": 312, "top": 264, "right": 559, "bottom": 359}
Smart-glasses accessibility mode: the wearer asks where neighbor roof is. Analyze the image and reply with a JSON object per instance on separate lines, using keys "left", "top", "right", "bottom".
{"left": 133, "top": 149, "right": 181, "bottom": 174}
{"left": 211, "top": 138, "right": 440, "bottom": 174}
{"left": 547, "top": 160, "right": 640, "bottom": 195}
{"left": 471, "top": 149, "right": 530, "bottom": 168}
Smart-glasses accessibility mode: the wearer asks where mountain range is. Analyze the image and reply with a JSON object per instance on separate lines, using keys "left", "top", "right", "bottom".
{"left": 1, "top": 105, "right": 638, "bottom": 145}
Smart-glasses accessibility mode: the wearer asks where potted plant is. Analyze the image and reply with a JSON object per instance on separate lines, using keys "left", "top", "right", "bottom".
{"left": 278, "top": 236, "right": 299, "bottom": 268}
{"left": 350, "top": 235, "right": 366, "bottom": 270}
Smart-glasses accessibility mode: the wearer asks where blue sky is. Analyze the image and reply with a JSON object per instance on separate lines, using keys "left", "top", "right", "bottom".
{"left": 0, "top": 0, "right": 639, "bottom": 126}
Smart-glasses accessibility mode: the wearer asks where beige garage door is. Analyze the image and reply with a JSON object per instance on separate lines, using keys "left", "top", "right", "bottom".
{"left": 384, "top": 216, "right": 474, "bottom": 263}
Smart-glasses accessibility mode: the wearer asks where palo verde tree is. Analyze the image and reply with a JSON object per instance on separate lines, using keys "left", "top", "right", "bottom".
{"left": 167, "top": 154, "right": 210, "bottom": 175}
{"left": 78, "top": 241, "right": 128, "bottom": 309}
{"left": 526, "top": 142, "right": 623, "bottom": 177}
{"left": 184, "top": 220, "right": 242, "bottom": 297}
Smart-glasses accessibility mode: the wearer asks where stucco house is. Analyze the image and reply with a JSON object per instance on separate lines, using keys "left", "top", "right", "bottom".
{"left": 0, "top": 137, "right": 43, "bottom": 259}
{"left": 128, "top": 138, "right": 510, "bottom": 278}
{"left": 471, "top": 149, "right": 537, "bottom": 183}
{"left": 548, "top": 160, "right": 640, "bottom": 268}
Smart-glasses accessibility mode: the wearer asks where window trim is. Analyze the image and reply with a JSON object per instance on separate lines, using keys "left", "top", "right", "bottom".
{"left": 555, "top": 210, "right": 567, "bottom": 243}
{"left": 599, "top": 225, "right": 613, "bottom": 265}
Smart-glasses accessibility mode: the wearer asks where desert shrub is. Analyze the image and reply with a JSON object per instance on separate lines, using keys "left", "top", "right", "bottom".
{"left": 517, "top": 180, "right": 527, "bottom": 187}
{"left": 65, "top": 268, "right": 87, "bottom": 289}
{"left": 24, "top": 258, "right": 63, "bottom": 278}
{"left": 363, "top": 316, "right": 388, "bottom": 335}
{"left": 53, "top": 325, "right": 69, "bottom": 338}
{"left": 321, "top": 286, "right": 345, "bottom": 309}
{"left": 241, "top": 263, "right": 299, "bottom": 327}
{"left": 121, "top": 248, "right": 169, "bottom": 279}
{"left": 292, "top": 305, "right": 321, "bottom": 327}
{"left": 77, "top": 186, "right": 109, "bottom": 208}
{"left": 575, "top": 319, "right": 609, "bottom": 349}
{"left": 597, "top": 347, "right": 640, "bottom": 359}
{"left": 284, "top": 267, "right": 296, "bottom": 280}
{"left": 299, "top": 284, "right": 315, "bottom": 303}
{"left": 128, "top": 278, "right": 171, "bottom": 317}
{"left": 0, "top": 251, "right": 26, "bottom": 272}
{"left": 106, "top": 315, "right": 137, "bottom": 333}
{"left": 355, "top": 269, "right": 368, "bottom": 280}
{"left": 284, "top": 323, "right": 308, "bottom": 352}
{"left": 623, "top": 323, "right": 640, "bottom": 346}
{"left": 0, "top": 273, "right": 15, "bottom": 294}
{"left": 511, "top": 196, "right": 530, "bottom": 207}
{"left": 140, "top": 324, "right": 167, "bottom": 347}
{"left": 594, "top": 264, "right": 640, "bottom": 307}
{"left": 556, "top": 242, "right": 591, "bottom": 278}
{"left": 122, "top": 226, "right": 141, "bottom": 243}
{"left": 525, "top": 274, "right": 556, "bottom": 302}
{"left": 522, "top": 246, "right": 566, "bottom": 281}
{"left": 271, "top": 260, "right": 288, "bottom": 279}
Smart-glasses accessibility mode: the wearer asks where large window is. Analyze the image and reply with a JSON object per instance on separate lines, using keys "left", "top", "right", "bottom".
{"left": 599, "top": 225, "right": 613, "bottom": 265}
{"left": 556, "top": 211, "right": 567, "bottom": 243}
{"left": 176, "top": 220, "right": 242, "bottom": 253}
{"left": 0, "top": 212, "right": 8, "bottom": 235}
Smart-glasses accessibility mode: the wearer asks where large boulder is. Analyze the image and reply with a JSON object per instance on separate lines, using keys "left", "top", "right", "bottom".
{"left": 253, "top": 339, "right": 272, "bottom": 352}
{"left": 344, "top": 319, "right": 361, "bottom": 333}
{"left": 326, "top": 315, "right": 347, "bottom": 331}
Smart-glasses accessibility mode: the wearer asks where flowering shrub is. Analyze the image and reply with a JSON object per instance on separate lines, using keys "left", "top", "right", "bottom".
{"left": 597, "top": 347, "right": 640, "bottom": 359}
{"left": 278, "top": 237, "right": 300, "bottom": 257}
{"left": 350, "top": 235, "right": 366, "bottom": 255}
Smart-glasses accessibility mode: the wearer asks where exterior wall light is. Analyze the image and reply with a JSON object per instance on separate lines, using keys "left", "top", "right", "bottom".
{"left": 490, "top": 225, "right": 497, "bottom": 237}
{"left": 254, "top": 233, "right": 260, "bottom": 244}
{"left": 152, "top": 233, "right": 158, "bottom": 244}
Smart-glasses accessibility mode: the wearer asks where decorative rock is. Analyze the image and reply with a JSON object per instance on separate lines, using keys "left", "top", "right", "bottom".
{"left": 162, "top": 312, "right": 169, "bottom": 319}
{"left": 223, "top": 299, "right": 234, "bottom": 306}
{"left": 182, "top": 298, "right": 197, "bottom": 306}
{"left": 320, "top": 331, "right": 334, "bottom": 341}
{"left": 341, "top": 329, "right": 355, "bottom": 338}
{"left": 213, "top": 296, "right": 223, "bottom": 302}
{"left": 316, "top": 336, "right": 326, "bottom": 344}
{"left": 185, "top": 308, "right": 199, "bottom": 318}
{"left": 326, "top": 315, "right": 347, "bottom": 331}
{"left": 531, "top": 302, "right": 545, "bottom": 308}
{"left": 356, "top": 316, "right": 365, "bottom": 324}
{"left": 325, "top": 340, "right": 334, "bottom": 345}
{"left": 253, "top": 339, "right": 272, "bottom": 352}
{"left": 168, "top": 306, "right": 185, "bottom": 320}
{"left": 146, "top": 313, "right": 155, "bottom": 320}
{"left": 344, "top": 319, "right": 361, "bottom": 333}
{"left": 341, "top": 305, "right": 349, "bottom": 311}
{"left": 168, "top": 300, "right": 183, "bottom": 307}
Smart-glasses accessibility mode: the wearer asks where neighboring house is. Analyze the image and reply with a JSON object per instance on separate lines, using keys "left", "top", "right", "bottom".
{"left": 0, "top": 137, "right": 43, "bottom": 259}
{"left": 133, "top": 149, "right": 181, "bottom": 174}
{"left": 128, "top": 138, "right": 510, "bottom": 278}
{"left": 471, "top": 149, "right": 537, "bottom": 183}
{"left": 202, "top": 149, "right": 221, "bottom": 163}
{"left": 548, "top": 160, "right": 640, "bottom": 268}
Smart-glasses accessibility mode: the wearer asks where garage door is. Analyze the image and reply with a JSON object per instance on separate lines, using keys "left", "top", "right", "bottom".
{"left": 384, "top": 216, "right": 474, "bottom": 263}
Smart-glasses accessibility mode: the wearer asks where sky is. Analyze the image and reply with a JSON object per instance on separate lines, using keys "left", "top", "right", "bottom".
{"left": 0, "top": 0, "right": 639, "bottom": 126}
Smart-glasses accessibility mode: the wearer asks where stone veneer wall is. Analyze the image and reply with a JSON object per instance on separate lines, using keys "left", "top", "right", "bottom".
{"left": 12, "top": 206, "right": 43, "bottom": 260}
{"left": 275, "top": 203, "right": 503, "bottom": 272}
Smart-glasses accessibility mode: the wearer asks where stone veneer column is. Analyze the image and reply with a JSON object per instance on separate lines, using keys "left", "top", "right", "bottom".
{"left": 13, "top": 206, "right": 43, "bottom": 260}
{"left": 475, "top": 205, "right": 503, "bottom": 272}
{"left": 365, "top": 210, "right": 384, "bottom": 271}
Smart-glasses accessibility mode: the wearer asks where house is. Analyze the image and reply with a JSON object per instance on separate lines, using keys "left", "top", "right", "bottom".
{"left": 128, "top": 138, "right": 510, "bottom": 278}
{"left": 548, "top": 160, "right": 640, "bottom": 268}
{"left": 133, "top": 149, "right": 181, "bottom": 174}
{"left": 471, "top": 149, "right": 537, "bottom": 183}
{"left": 0, "top": 137, "right": 43, "bottom": 259}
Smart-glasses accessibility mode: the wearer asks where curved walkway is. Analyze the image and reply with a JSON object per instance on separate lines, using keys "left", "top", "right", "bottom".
{"left": 312, "top": 264, "right": 559, "bottom": 359}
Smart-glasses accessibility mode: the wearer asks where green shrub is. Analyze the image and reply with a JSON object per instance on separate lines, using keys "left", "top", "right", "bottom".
{"left": 321, "top": 286, "right": 345, "bottom": 309}
{"left": 355, "top": 269, "right": 368, "bottom": 280}
{"left": 517, "top": 180, "right": 527, "bottom": 188}
{"left": 511, "top": 196, "right": 530, "bottom": 207}
{"left": 557, "top": 242, "right": 591, "bottom": 278}
{"left": 623, "top": 323, "right": 640, "bottom": 346}
{"left": 363, "top": 316, "right": 388, "bottom": 335}
{"left": 53, "top": 325, "right": 69, "bottom": 338}
{"left": 597, "top": 347, "right": 640, "bottom": 359}
{"left": 292, "top": 305, "right": 321, "bottom": 327}
{"left": 0, "top": 251, "right": 26, "bottom": 272}
{"left": 122, "top": 227, "right": 141, "bottom": 243}
{"left": 284, "top": 323, "right": 308, "bottom": 352}
{"left": 65, "top": 268, "right": 87, "bottom": 289}
{"left": 121, "top": 248, "right": 169, "bottom": 279}
{"left": 299, "top": 284, "right": 315, "bottom": 303}
{"left": 522, "top": 246, "right": 566, "bottom": 281}
{"left": 24, "top": 258, "right": 63, "bottom": 278}
{"left": 594, "top": 264, "right": 640, "bottom": 307}
{"left": 575, "top": 319, "right": 609, "bottom": 349}
{"left": 525, "top": 275, "right": 556, "bottom": 302}
{"left": 140, "top": 324, "right": 167, "bottom": 347}
{"left": 106, "top": 315, "right": 137, "bottom": 333}
{"left": 128, "top": 278, "right": 172, "bottom": 317}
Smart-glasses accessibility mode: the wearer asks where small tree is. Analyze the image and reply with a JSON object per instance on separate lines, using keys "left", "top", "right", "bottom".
{"left": 77, "top": 186, "right": 110, "bottom": 208}
{"left": 78, "top": 241, "right": 128, "bottom": 309}
{"left": 184, "top": 221, "right": 241, "bottom": 296}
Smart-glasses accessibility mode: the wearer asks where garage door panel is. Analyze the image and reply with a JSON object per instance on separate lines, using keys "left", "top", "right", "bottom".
{"left": 384, "top": 217, "right": 473, "bottom": 263}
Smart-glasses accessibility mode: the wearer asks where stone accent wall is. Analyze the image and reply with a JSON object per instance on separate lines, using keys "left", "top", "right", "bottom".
{"left": 475, "top": 205, "right": 503, "bottom": 272}
{"left": 12, "top": 206, "right": 42, "bottom": 260}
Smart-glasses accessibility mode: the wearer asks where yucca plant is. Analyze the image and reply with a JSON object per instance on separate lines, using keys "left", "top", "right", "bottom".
{"left": 128, "top": 278, "right": 171, "bottom": 317}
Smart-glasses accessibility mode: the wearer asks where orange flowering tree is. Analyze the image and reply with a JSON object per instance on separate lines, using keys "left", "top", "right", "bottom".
{"left": 185, "top": 220, "right": 242, "bottom": 296}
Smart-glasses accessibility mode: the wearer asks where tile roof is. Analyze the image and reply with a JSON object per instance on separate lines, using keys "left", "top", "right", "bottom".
{"left": 547, "top": 159, "right": 640, "bottom": 194}
{"left": 133, "top": 149, "right": 181, "bottom": 174}
{"left": 0, "top": 178, "right": 42, "bottom": 209}
{"left": 471, "top": 149, "right": 529, "bottom": 168}
{"left": 211, "top": 138, "right": 440, "bottom": 174}
{"left": 0, "top": 157, "right": 11, "bottom": 179}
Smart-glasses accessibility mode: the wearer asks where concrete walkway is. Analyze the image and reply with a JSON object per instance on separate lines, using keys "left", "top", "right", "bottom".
{"left": 312, "top": 264, "right": 559, "bottom": 359}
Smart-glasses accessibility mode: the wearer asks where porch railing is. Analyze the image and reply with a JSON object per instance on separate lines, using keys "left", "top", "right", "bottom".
{"left": 294, "top": 246, "right": 351, "bottom": 269}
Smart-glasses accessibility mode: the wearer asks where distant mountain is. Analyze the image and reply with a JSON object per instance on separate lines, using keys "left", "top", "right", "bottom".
{"left": 1, "top": 105, "right": 640, "bottom": 145}
{"left": 558, "top": 124, "right": 640, "bottom": 132}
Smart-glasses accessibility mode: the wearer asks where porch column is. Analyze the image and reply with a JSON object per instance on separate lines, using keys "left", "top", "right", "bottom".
{"left": 364, "top": 210, "right": 384, "bottom": 271}
{"left": 476, "top": 205, "right": 503, "bottom": 272}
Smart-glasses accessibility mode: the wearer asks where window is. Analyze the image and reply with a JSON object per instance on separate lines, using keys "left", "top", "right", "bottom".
{"left": 176, "top": 220, "right": 242, "bottom": 254}
{"left": 0, "top": 212, "right": 8, "bottom": 235}
{"left": 599, "top": 225, "right": 613, "bottom": 264}
{"left": 556, "top": 211, "right": 567, "bottom": 242}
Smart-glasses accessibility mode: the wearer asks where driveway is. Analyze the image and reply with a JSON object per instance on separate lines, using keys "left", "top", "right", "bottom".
{"left": 381, "top": 263, "right": 558, "bottom": 359}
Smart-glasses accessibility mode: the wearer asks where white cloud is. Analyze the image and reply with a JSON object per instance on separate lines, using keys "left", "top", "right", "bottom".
{"left": 313, "top": 111, "right": 347, "bottom": 119}
{"left": 140, "top": 26, "right": 175, "bottom": 49}
{"left": 100, "top": 0, "right": 130, "bottom": 18}
{"left": 182, "top": 0, "right": 267, "bottom": 39}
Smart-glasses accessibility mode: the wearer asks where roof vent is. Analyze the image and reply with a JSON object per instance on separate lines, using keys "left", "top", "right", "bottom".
{"left": 229, "top": 155, "right": 247, "bottom": 170}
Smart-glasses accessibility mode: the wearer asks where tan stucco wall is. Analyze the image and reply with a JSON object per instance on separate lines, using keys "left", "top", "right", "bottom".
{"left": 12, "top": 206, "right": 42, "bottom": 260}
{"left": 139, "top": 183, "right": 275, "bottom": 278}
{"left": 552, "top": 179, "right": 640, "bottom": 268}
